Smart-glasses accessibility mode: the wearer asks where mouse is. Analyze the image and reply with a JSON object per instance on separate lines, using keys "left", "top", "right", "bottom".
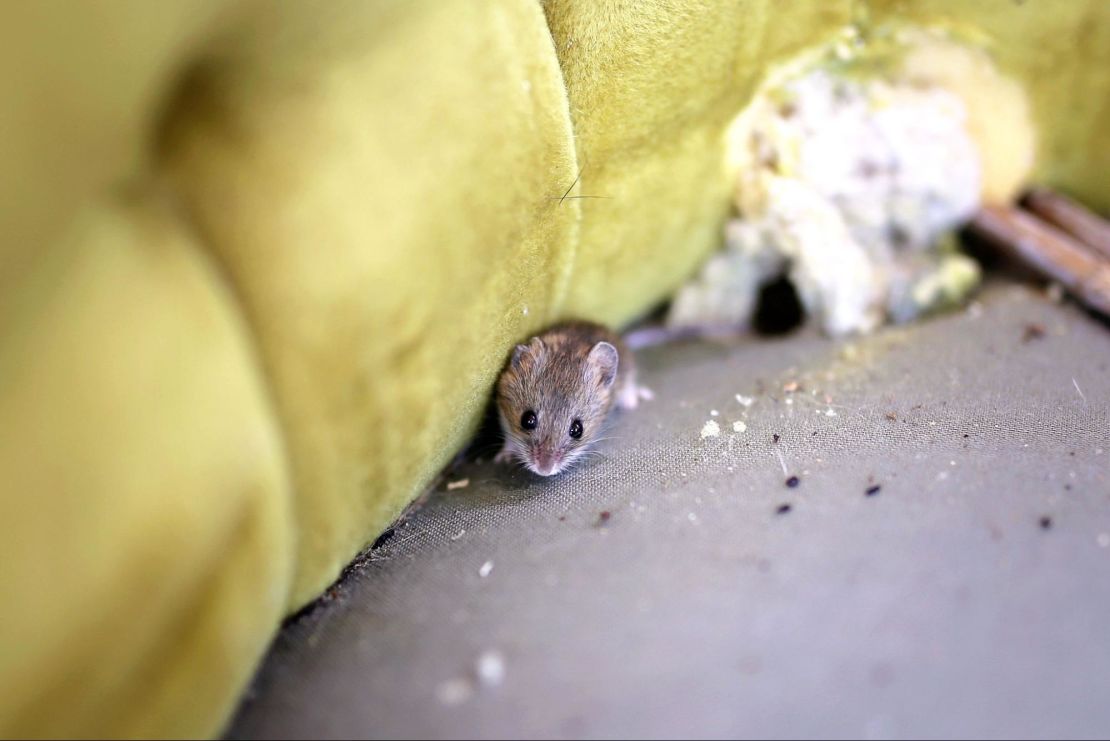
{"left": 494, "top": 321, "right": 653, "bottom": 476}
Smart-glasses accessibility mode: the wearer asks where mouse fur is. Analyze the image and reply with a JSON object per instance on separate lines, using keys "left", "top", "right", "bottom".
{"left": 494, "top": 321, "right": 651, "bottom": 476}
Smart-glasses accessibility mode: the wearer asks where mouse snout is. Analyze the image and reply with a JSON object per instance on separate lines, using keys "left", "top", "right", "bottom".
{"left": 529, "top": 443, "right": 563, "bottom": 477}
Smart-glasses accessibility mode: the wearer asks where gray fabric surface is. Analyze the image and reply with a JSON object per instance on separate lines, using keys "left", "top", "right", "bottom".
{"left": 228, "top": 282, "right": 1110, "bottom": 739}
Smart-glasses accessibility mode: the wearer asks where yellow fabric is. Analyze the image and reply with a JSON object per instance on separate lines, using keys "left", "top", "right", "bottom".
{"left": 155, "top": 0, "right": 581, "bottom": 608}
{"left": 868, "top": 0, "right": 1110, "bottom": 213}
{"left": 543, "top": 0, "right": 856, "bottom": 322}
{"left": 2, "top": 0, "right": 1109, "bottom": 737}
{"left": 0, "top": 192, "right": 293, "bottom": 737}
{"left": 0, "top": 0, "right": 237, "bottom": 293}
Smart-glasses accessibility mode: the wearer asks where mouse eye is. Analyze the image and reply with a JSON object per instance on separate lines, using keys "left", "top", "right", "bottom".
{"left": 569, "top": 419, "right": 583, "bottom": 440}
{"left": 520, "top": 410, "right": 537, "bottom": 431}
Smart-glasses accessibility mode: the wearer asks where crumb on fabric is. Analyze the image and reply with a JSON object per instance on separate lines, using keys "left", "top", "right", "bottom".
{"left": 436, "top": 677, "right": 474, "bottom": 706}
{"left": 447, "top": 478, "right": 470, "bottom": 491}
{"left": 786, "top": 475, "right": 800, "bottom": 488}
{"left": 479, "top": 561, "right": 494, "bottom": 578}
{"left": 733, "top": 420, "right": 748, "bottom": 433}
{"left": 701, "top": 420, "right": 721, "bottom": 438}
{"left": 773, "top": 433, "right": 781, "bottom": 444}
{"left": 476, "top": 650, "right": 506, "bottom": 687}
{"left": 1022, "top": 323, "right": 1046, "bottom": 343}
{"left": 736, "top": 394, "right": 755, "bottom": 407}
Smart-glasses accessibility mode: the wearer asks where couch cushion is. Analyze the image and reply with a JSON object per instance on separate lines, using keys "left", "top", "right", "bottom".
{"left": 541, "top": 0, "right": 855, "bottom": 322}
{"left": 0, "top": 0, "right": 235, "bottom": 291}
{"left": 4, "top": 1, "right": 1110, "bottom": 737}
{"left": 156, "top": 0, "right": 580, "bottom": 609}
{"left": 867, "top": 0, "right": 1110, "bottom": 213}
{"left": 0, "top": 193, "right": 293, "bottom": 737}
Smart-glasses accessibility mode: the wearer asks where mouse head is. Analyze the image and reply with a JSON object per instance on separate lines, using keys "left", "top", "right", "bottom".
{"left": 496, "top": 335, "right": 619, "bottom": 476}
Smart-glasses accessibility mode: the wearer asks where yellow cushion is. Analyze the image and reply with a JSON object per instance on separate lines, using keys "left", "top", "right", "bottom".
{"left": 0, "top": 192, "right": 293, "bottom": 737}
{"left": 156, "top": 0, "right": 580, "bottom": 609}
{"left": 2, "top": 0, "right": 1109, "bottom": 737}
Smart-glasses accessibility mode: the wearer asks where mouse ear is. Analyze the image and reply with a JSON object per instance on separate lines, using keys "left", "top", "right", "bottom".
{"left": 587, "top": 341, "right": 619, "bottom": 388}
{"left": 511, "top": 336, "right": 545, "bottom": 369}
{"left": 511, "top": 344, "right": 529, "bottom": 368}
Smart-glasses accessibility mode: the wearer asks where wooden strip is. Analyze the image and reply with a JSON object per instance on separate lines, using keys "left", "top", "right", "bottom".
{"left": 1023, "top": 188, "right": 1110, "bottom": 260}
{"left": 969, "top": 205, "right": 1110, "bottom": 316}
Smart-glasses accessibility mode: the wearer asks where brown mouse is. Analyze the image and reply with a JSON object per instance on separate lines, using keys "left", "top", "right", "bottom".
{"left": 494, "top": 321, "right": 652, "bottom": 476}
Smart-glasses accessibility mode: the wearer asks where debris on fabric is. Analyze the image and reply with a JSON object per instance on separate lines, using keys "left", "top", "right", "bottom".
{"left": 701, "top": 420, "right": 721, "bottom": 438}
{"left": 476, "top": 650, "right": 506, "bottom": 687}
{"left": 447, "top": 478, "right": 470, "bottom": 491}
{"left": 478, "top": 561, "right": 494, "bottom": 578}
{"left": 436, "top": 677, "right": 474, "bottom": 706}
{"left": 733, "top": 420, "right": 748, "bottom": 433}
{"left": 1021, "top": 323, "right": 1046, "bottom": 343}
{"left": 786, "top": 476, "right": 801, "bottom": 488}
{"left": 437, "top": 650, "right": 506, "bottom": 707}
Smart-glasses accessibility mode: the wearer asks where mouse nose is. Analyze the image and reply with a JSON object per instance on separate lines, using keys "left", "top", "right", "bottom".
{"left": 531, "top": 446, "right": 561, "bottom": 476}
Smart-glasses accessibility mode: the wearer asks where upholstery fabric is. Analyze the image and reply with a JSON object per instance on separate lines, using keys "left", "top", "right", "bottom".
{"left": 0, "top": 192, "right": 293, "bottom": 737}
{"left": 2, "top": 0, "right": 1109, "bottom": 736}
{"left": 155, "top": 0, "right": 580, "bottom": 610}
